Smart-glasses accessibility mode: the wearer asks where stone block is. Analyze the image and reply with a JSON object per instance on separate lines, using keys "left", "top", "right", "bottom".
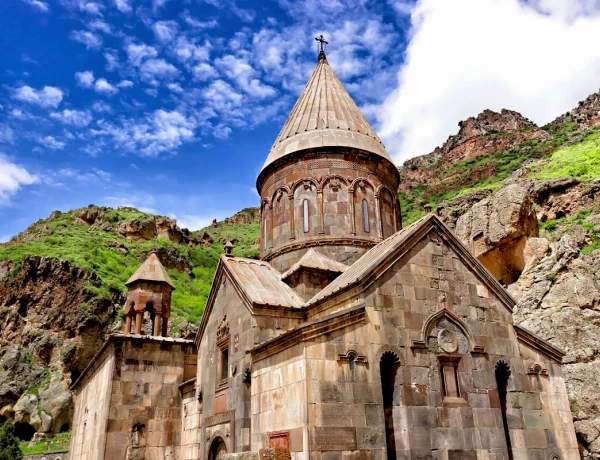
{"left": 223, "top": 453, "right": 259, "bottom": 460}
{"left": 310, "top": 427, "right": 357, "bottom": 451}
{"left": 356, "top": 427, "right": 386, "bottom": 450}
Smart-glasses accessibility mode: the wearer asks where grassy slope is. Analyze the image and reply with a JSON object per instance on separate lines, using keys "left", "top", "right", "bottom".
{"left": 0, "top": 208, "right": 259, "bottom": 325}
{"left": 399, "top": 120, "right": 600, "bottom": 256}
{"left": 399, "top": 121, "right": 597, "bottom": 225}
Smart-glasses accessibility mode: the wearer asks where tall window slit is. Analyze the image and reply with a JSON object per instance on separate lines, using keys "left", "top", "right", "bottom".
{"left": 303, "top": 199, "right": 309, "bottom": 233}
{"left": 363, "top": 199, "right": 370, "bottom": 232}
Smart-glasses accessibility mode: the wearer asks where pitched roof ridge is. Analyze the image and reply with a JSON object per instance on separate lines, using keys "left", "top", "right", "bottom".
{"left": 125, "top": 252, "right": 175, "bottom": 289}
{"left": 303, "top": 215, "right": 434, "bottom": 306}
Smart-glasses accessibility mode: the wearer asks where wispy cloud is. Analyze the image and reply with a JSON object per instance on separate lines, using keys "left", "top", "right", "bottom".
{"left": 70, "top": 30, "right": 103, "bottom": 50}
{"left": 13, "top": 85, "right": 63, "bottom": 108}
{"left": 0, "top": 155, "right": 38, "bottom": 205}
{"left": 50, "top": 109, "right": 93, "bottom": 127}
{"left": 38, "top": 135, "right": 66, "bottom": 150}
{"left": 21, "top": 0, "right": 49, "bottom": 12}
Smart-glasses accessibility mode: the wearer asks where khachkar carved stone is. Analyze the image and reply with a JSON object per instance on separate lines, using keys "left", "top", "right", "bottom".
{"left": 259, "top": 448, "right": 291, "bottom": 460}
{"left": 217, "top": 315, "right": 229, "bottom": 342}
{"left": 438, "top": 329, "right": 458, "bottom": 353}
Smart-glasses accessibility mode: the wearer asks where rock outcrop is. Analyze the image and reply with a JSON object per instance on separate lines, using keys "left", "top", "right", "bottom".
{"left": 0, "top": 256, "right": 117, "bottom": 436}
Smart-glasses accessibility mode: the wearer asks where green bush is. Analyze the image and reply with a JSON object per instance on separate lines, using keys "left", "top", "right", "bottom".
{"left": 0, "top": 420, "right": 23, "bottom": 460}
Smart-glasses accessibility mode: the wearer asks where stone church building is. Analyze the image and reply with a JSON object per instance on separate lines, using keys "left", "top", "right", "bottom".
{"left": 69, "top": 46, "right": 579, "bottom": 460}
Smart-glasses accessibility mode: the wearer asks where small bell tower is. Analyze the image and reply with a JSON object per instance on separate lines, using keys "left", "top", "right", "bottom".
{"left": 123, "top": 252, "right": 175, "bottom": 336}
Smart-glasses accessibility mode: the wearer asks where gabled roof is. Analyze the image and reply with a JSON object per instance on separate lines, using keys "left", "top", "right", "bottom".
{"left": 281, "top": 248, "right": 348, "bottom": 281}
{"left": 126, "top": 252, "right": 175, "bottom": 289}
{"left": 258, "top": 55, "right": 393, "bottom": 180}
{"left": 304, "top": 214, "right": 517, "bottom": 312}
{"left": 224, "top": 256, "right": 303, "bottom": 309}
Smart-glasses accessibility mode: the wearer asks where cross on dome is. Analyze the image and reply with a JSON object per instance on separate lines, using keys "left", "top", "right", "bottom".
{"left": 315, "top": 34, "right": 328, "bottom": 61}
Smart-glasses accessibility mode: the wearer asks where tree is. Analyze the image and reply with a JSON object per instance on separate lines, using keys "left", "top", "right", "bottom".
{"left": 0, "top": 420, "right": 23, "bottom": 460}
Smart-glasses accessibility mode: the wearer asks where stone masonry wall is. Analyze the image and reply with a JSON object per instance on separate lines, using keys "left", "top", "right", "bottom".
{"left": 262, "top": 227, "right": 579, "bottom": 459}
{"left": 69, "top": 348, "right": 115, "bottom": 460}
{"left": 259, "top": 151, "right": 400, "bottom": 273}
{"left": 102, "top": 337, "right": 196, "bottom": 460}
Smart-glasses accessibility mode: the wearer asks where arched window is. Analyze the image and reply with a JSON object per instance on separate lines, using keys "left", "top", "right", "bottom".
{"left": 303, "top": 199, "right": 309, "bottom": 233}
{"left": 495, "top": 361, "right": 513, "bottom": 460}
{"left": 362, "top": 199, "right": 370, "bottom": 233}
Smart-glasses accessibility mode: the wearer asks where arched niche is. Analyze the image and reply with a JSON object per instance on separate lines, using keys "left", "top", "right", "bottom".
{"left": 293, "top": 179, "right": 318, "bottom": 237}
{"left": 352, "top": 178, "right": 377, "bottom": 238}
{"left": 495, "top": 360, "right": 514, "bottom": 460}
{"left": 378, "top": 186, "right": 397, "bottom": 239}
{"left": 419, "top": 309, "right": 476, "bottom": 354}
{"left": 270, "top": 186, "right": 292, "bottom": 247}
{"left": 322, "top": 176, "right": 350, "bottom": 236}
{"left": 379, "top": 349, "right": 401, "bottom": 460}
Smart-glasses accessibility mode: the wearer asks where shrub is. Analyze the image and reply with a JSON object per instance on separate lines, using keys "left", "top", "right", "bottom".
{"left": 0, "top": 420, "right": 23, "bottom": 460}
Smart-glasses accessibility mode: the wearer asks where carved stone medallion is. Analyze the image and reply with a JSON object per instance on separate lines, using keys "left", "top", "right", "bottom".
{"left": 438, "top": 329, "right": 458, "bottom": 353}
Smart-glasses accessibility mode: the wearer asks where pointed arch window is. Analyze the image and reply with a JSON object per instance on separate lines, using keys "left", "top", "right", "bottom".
{"left": 263, "top": 218, "right": 267, "bottom": 251}
{"left": 362, "top": 199, "right": 370, "bottom": 233}
{"left": 303, "top": 199, "right": 309, "bottom": 233}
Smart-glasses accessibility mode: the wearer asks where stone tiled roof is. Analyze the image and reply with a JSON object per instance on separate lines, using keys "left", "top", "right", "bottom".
{"left": 259, "top": 55, "right": 392, "bottom": 175}
{"left": 304, "top": 215, "right": 431, "bottom": 307}
{"left": 125, "top": 252, "right": 175, "bottom": 288}
{"left": 281, "top": 248, "right": 348, "bottom": 280}
{"left": 225, "top": 257, "right": 303, "bottom": 308}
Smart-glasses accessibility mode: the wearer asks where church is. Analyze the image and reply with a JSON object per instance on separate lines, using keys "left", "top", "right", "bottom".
{"left": 68, "top": 42, "right": 579, "bottom": 460}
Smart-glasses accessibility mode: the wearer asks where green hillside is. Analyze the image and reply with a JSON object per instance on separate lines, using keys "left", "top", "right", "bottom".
{"left": 399, "top": 121, "right": 600, "bottom": 226}
{"left": 0, "top": 207, "right": 260, "bottom": 325}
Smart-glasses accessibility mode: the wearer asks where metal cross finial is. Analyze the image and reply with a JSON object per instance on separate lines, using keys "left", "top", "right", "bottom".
{"left": 315, "top": 34, "right": 328, "bottom": 53}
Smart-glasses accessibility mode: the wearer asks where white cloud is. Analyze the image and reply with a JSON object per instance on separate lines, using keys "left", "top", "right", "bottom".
{"left": 21, "top": 0, "right": 49, "bottom": 12}
{"left": 377, "top": 0, "right": 600, "bottom": 163}
{"left": 173, "top": 213, "right": 214, "bottom": 230}
{"left": 114, "top": 0, "right": 131, "bottom": 13}
{"left": 0, "top": 125, "right": 15, "bottom": 144}
{"left": 152, "top": 20, "right": 179, "bottom": 42}
{"left": 167, "top": 83, "right": 183, "bottom": 93}
{"left": 89, "top": 19, "right": 111, "bottom": 34}
{"left": 140, "top": 58, "right": 179, "bottom": 83}
{"left": 192, "top": 63, "right": 218, "bottom": 81}
{"left": 92, "top": 101, "right": 112, "bottom": 112}
{"left": 75, "top": 70, "right": 95, "bottom": 88}
{"left": 93, "top": 109, "right": 196, "bottom": 156}
{"left": 182, "top": 13, "right": 218, "bottom": 29}
{"left": 50, "top": 109, "right": 93, "bottom": 127}
{"left": 70, "top": 30, "right": 102, "bottom": 50}
{"left": 94, "top": 78, "right": 119, "bottom": 95}
{"left": 104, "top": 50, "right": 120, "bottom": 71}
{"left": 125, "top": 43, "right": 158, "bottom": 65}
{"left": 13, "top": 85, "right": 63, "bottom": 108}
{"left": 38, "top": 136, "right": 66, "bottom": 150}
{"left": 172, "top": 36, "right": 210, "bottom": 62}
{"left": 117, "top": 80, "right": 134, "bottom": 88}
{"left": 216, "top": 55, "right": 275, "bottom": 98}
{"left": 0, "top": 155, "right": 37, "bottom": 205}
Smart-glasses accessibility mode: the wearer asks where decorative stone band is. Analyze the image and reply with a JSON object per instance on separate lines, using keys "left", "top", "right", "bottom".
{"left": 257, "top": 150, "right": 399, "bottom": 192}
{"left": 514, "top": 324, "right": 565, "bottom": 363}
{"left": 261, "top": 236, "right": 377, "bottom": 262}
{"left": 205, "top": 409, "right": 235, "bottom": 427}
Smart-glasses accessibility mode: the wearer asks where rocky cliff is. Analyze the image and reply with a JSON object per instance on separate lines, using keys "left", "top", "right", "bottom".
{"left": 402, "top": 95, "right": 600, "bottom": 457}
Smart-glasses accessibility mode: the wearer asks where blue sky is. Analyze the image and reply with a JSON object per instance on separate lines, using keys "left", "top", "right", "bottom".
{"left": 0, "top": 0, "right": 412, "bottom": 239}
{"left": 2, "top": 0, "right": 600, "bottom": 241}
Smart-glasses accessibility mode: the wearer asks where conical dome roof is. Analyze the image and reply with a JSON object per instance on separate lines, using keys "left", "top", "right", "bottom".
{"left": 259, "top": 54, "right": 392, "bottom": 177}
{"left": 126, "top": 252, "right": 175, "bottom": 289}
